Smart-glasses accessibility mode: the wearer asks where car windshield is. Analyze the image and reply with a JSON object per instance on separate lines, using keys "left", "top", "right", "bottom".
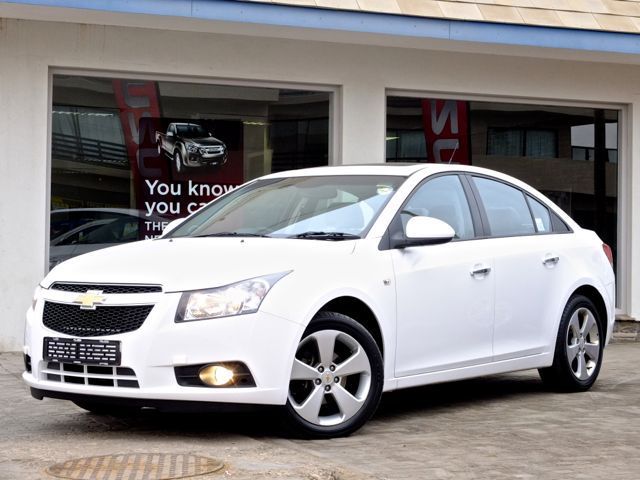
{"left": 167, "top": 175, "right": 405, "bottom": 239}
{"left": 176, "top": 124, "right": 208, "bottom": 137}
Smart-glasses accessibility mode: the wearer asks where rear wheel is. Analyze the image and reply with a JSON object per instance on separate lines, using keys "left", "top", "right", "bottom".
{"left": 285, "top": 311, "right": 383, "bottom": 438}
{"left": 539, "top": 295, "right": 604, "bottom": 392}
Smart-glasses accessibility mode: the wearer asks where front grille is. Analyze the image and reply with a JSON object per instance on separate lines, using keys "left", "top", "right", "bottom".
{"left": 204, "top": 147, "right": 223, "bottom": 154}
{"left": 43, "top": 302, "right": 153, "bottom": 337}
{"left": 50, "top": 283, "right": 162, "bottom": 294}
{"left": 44, "top": 361, "right": 140, "bottom": 388}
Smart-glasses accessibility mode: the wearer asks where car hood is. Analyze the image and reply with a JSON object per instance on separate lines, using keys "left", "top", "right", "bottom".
{"left": 185, "top": 137, "right": 224, "bottom": 147}
{"left": 43, "top": 237, "right": 356, "bottom": 292}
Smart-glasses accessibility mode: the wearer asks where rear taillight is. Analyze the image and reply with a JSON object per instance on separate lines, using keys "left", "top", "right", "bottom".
{"left": 603, "top": 243, "right": 614, "bottom": 267}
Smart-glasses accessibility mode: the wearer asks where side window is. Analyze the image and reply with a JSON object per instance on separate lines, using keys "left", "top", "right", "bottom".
{"left": 527, "top": 195, "right": 551, "bottom": 233}
{"left": 473, "top": 177, "right": 535, "bottom": 236}
{"left": 402, "top": 175, "right": 475, "bottom": 240}
{"left": 550, "top": 210, "right": 570, "bottom": 233}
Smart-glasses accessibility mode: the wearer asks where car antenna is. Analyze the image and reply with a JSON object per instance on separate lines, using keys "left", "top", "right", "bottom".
{"left": 448, "top": 141, "right": 459, "bottom": 164}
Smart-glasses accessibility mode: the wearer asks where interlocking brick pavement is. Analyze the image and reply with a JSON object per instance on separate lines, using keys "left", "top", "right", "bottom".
{"left": 1, "top": 344, "right": 639, "bottom": 479}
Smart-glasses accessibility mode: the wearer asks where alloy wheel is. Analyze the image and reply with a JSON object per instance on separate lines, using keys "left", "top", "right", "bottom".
{"left": 288, "top": 329, "right": 372, "bottom": 427}
{"left": 566, "top": 307, "right": 600, "bottom": 380}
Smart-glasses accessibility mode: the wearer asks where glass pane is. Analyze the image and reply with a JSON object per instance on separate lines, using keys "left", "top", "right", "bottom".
{"left": 402, "top": 175, "right": 475, "bottom": 240}
{"left": 398, "top": 131, "right": 427, "bottom": 159}
{"left": 474, "top": 177, "right": 535, "bottom": 236}
{"left": 487, "top": 129, "right": 523, "bottom": 156}
{"left": 527, "top": 196, "right": 552, "bottom": 233}
{"left": 386, "top": 96, "right": 619, "bottom": 277}
{"left": 50, "top": 75, "right": 331, "bottom": 269}
{"left": 525, "top": 130, "right": 556, "bottom": 158}
{"left": 169, "top": 176, "right": 404, "bottom": 238}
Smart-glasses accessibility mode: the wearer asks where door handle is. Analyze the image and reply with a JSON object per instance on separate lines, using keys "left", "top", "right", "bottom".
{"left": 543, "top": 255, "right": 560, "bottom": 267}
{"left": 470, "top": 265, "right": 491, "bottom": 277}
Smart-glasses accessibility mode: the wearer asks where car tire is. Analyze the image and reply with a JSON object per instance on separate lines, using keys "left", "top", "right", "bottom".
{"left": 284, "top": 311, "right": 383, "bottom": 438}
{"left": 538, "top": 294, "right": 604, "bottom": 392}
{"left": 174, "top": 151, "right": 183, "bottom": 173}
{"left": 157, "top": 141, "right": 162, "bottom": 155}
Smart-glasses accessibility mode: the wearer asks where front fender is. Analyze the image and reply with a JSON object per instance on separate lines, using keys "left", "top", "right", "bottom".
{"left": 260, "top": 253, "right": 396, "bottom": 389}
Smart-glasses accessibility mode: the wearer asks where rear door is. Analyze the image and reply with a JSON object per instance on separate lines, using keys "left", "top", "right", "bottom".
{"left": 469, "top": 175, "right": 571, "bottom": 361}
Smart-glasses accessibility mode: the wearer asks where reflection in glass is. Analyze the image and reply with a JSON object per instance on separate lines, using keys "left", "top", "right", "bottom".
{"left": 50, "top": 75, "right": 331, "bottom": 268}
{"left": 386, "top": 96, "right": 619, "bottom": 275}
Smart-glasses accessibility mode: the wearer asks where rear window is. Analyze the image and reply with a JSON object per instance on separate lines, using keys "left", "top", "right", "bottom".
{"left": 473, "top": 177, "right": 535, "bottom": 237}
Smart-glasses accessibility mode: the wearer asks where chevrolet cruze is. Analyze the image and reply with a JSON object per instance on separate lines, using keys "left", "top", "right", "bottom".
{"left": 23, "top": 164, "right": 615, "bottom": 438}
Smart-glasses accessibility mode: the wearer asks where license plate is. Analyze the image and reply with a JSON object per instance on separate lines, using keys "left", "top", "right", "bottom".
{"left": 43, "top": 337, "right": 121, "bottom": 366}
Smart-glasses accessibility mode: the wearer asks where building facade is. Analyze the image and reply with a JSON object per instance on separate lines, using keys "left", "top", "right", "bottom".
{"left": 1, "top": 0, "right": 640, "bottom": 350}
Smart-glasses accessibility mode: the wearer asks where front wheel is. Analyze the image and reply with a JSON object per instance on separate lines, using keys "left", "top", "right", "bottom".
{"left": 285, "top": 311, "right": 383, "bottom": 438}
{"left": 539, "top": 295, "right": 604, "bottom": 392}
{"left": 174, "top": 151, "right": 183, "bottom": 173}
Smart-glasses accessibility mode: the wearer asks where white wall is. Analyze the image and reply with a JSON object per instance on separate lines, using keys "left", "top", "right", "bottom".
{"left": 1, "top": 17, "right": 639, "bottom": 350}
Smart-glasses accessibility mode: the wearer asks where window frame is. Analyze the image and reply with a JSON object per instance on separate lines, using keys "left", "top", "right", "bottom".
{"left": 47, "top": 68, "right": 338, "bottom": 272}
{"left": 385, "top": 90, "right": 625, "bottom": 311}
{"left": 466, "top": 173, "right": 572, "bottom": 239}
{"left": 379, "top": 172, "right": 483, "bottom": 250}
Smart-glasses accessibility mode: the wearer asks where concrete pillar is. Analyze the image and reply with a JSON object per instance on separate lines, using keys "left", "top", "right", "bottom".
{"left": 626, "top": 98, "right": 640, "bottom": 320}
{"left": 0, "top": 20, "right": 49, "bottom": 351}
{"left": 339, "top": 81, "right": 386, "bottom": 165}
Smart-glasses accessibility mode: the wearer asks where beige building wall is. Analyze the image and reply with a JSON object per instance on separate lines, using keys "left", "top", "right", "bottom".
{"left": 0, "top": 16, "right": 639, "bottom": 350}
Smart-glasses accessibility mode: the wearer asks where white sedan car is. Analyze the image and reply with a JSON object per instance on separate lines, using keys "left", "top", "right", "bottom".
{"left": 23, "top": 164, "right": 615, "bottom": 438}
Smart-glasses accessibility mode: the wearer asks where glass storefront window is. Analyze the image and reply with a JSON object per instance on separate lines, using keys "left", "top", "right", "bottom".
{"left": 49, "top": 75, "right": 330, "bottom": 268}
{"left": 386, "top": 96, "right": 619, "bottom": 274}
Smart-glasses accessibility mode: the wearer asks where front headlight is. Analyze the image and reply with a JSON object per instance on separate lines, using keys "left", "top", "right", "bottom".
{"left": 175, "top": 272, "right": 290, "bottom": 322}
{"left": 186, "top": 143, "right": 198, "bottom": 153}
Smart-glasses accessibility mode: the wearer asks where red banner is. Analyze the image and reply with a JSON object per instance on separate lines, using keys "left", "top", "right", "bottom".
{"left": 113, "top": 80, "right": 164, "bottom": 238}
{"left": 421, "top": 99, "right": 470, "bottom": 164}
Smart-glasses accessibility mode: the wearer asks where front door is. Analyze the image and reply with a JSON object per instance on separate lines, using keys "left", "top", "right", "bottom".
{"left": 391, "top": 174, "right": 494, "bottom": 377}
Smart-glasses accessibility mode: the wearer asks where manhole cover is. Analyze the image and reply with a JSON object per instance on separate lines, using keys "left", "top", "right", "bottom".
{"left": 46, "top": 453, "right": 224, "bottom": 480}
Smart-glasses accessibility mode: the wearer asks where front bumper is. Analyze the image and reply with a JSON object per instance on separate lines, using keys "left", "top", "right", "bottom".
{"left": 23, "top": 292, "right": 304, "bottom": 406}
{"left": 186, "top": 151, "right": 227, "bottom": 167}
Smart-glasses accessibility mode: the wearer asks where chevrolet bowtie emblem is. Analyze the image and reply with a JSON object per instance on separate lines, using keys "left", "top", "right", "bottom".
{"left": 74, "top": 290, "right": 106, "bottom": 310}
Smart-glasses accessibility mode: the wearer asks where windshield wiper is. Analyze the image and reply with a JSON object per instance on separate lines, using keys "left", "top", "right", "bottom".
{"left": 291, "top": 231, "right": 361, "bottom": 241}
{"left": 194, "top": 232, "right": 271, "bottom": 238}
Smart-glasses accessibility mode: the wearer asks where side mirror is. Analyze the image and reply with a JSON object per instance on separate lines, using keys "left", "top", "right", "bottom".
{"left": 161, "top": 217, "right": 185, "bottom": 237}
{"left": 392, "top": 216, "right": 455, "bottom": 249}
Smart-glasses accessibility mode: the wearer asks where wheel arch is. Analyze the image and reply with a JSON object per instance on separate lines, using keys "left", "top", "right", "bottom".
{"left": 315, "top": 296, "right": 385, "bottom": 359}
{"left": 569, "top": 284, "right": 609, "bottom": 334}
{"left": 173, "top": 143, "right": 187, "bottom": 157}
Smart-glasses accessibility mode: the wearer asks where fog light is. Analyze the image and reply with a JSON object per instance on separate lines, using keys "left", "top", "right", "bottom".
{"left": 199, "top": 365, "right": 234, "bottom": 386}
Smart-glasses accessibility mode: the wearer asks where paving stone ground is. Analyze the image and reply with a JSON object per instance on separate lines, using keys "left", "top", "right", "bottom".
{"left": 1, "top": 343, "right": 639, "bottom": 480}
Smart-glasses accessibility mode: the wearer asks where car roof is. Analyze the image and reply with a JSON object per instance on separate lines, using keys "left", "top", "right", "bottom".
{"left": 263, "top": 163, "right": 515, "bottom": 180}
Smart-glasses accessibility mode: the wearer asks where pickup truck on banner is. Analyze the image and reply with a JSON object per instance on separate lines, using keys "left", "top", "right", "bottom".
{"left": 156, "top": 122, "right": 228, "bottom": 172}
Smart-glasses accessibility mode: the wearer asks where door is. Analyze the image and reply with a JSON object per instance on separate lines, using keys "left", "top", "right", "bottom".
{"left": 392, "top": 175, "right": 495, "bottom": 377}
{"left": 471, "top": 176, "right": 568, "bottom": 361}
